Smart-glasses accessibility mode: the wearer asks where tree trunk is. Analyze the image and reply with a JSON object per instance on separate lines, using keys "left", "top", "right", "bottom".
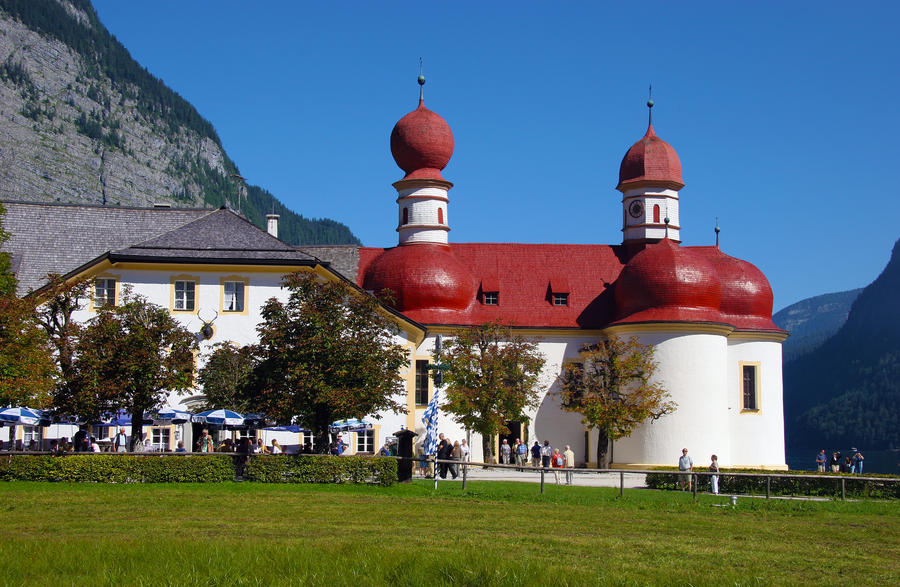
{"left": 482, "top": 432, "right": 495, "bottom": 463}
{"left": 129, "top": 406, "right": 145, "bottom": 451}
{"left": 596, "top": 428, "right": 611, "bottom": 469}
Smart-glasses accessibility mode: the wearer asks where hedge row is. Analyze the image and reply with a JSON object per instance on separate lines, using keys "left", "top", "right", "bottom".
{"left": 0, "top": 454, "right": 235, "bottom": 483}
{"left": 645, "top": 467, "right": 900, "bottom": 499}
{"left": 243, "top": 455, "right": 397, "bottom": 486}
{"left": 0, "top": 454, "right": 398, "bottom": 486}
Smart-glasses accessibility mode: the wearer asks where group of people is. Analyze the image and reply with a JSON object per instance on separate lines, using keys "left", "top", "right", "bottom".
{"left": 430, "top": 434, "right": 470, "bottom": 479}
{"left": 816, "top": 449, "right": 864, "bottom": 474}
{"left": 677, "top": 448, "right": 721, "bottom": 494}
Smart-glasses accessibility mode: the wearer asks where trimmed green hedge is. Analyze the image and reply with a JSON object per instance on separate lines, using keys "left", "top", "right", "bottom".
{"left": 243, "top": 455, "right": 397, "bottom": 486}
{"left": 0, "top": 454, "right": 235, "bottom": 483}
{"left": 645, "top": 467, "right": 900, "bottom": 499}
{"left": 0, "top": 454, "right": 398, "bottom": 486}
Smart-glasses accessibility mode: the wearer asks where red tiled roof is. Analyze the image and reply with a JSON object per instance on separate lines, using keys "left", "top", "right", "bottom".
{"left": 358, "top": 241, "right": 783, "bottom": 334}
{"left": 617, "top": 124, "right": 684, "bottom": 191}
{"left": 390, "top": 99, "right": 454, "bottom": 182}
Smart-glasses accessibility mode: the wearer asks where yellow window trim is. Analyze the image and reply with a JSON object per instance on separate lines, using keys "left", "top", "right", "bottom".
{"left": 739, "top": 361, "right": 762, "bottom": 414}
{"left": 219, "top": 275, "right": 250, "bottom": 315}
{"left": 170, "top": 274, "right": 200, "bottom": 314}
{"left": 88, "top": 273, "right": 121, "bottom": 312}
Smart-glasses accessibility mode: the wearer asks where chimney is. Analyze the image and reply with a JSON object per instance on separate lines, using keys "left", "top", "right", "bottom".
{"left": 266, "top": 213, "right": 280, "bottom": 238}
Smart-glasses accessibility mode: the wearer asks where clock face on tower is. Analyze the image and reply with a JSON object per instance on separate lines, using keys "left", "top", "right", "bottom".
{"left": 628, "top": 200, "right": 644, "bottom": 219}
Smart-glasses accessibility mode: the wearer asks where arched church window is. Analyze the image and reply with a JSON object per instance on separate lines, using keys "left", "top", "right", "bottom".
{"left": 402, "top": 207, "right": 408, "bottom": 225}
{"left": 438, "top": 208, "right": 444, "bottom": 224}
{"left": 653, "top": 204, "right": 660, "bottom": 224}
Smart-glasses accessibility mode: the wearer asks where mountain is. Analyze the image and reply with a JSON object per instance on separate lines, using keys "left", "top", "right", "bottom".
{"left": 783, "top": 238, "right": 900, "bottom": 450}
{"left": 774, "top": 289, "right": 862, "bottom": 363}
{"left": 0, "top": 0, "right": 359, "bottom": 246}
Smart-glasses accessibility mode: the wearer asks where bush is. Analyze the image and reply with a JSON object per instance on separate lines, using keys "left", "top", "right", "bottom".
{"left": 0, "top": 454, "right": 234, "bottom": 483}
{"left": 645, "top": 467, "right": 900, "bottom": 499}
{"left": 243, "top": 455, "right": 397, "bottom": 486}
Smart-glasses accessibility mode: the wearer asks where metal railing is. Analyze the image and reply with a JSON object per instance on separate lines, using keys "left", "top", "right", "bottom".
{"left": 420, "top": 457, "right": 899, "bottom": 500}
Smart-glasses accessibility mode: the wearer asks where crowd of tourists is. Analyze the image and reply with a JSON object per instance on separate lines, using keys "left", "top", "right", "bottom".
{"left": 815, "top": 449, "right": 865, "bottom": 474}
{"left": 416, "top": 435, "right": 578, "bottom": 485}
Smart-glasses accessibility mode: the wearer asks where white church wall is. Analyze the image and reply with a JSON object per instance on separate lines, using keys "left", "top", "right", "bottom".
{"left": 611, "top": 330, "right": 730, "bottom": 467}
{"left": 726, "top": 338, "right": 787, "bottom": 469}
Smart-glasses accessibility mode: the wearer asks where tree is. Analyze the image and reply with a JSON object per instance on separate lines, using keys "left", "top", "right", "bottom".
{"left": 439, "top": 322, "right": 546, "bottom": 463}
{"left": 71, "top": 290, "right": 197, "bottom": 449}
{"left": 197, "top": 342, "right": 256, "bottom": 412}
{"left": 0, "top": 294, "right": 56, "bottom": 411}
{"left": 559, "top": 335, "right": 676, "bottom": 468}
{"left": 0, "top": 206, "right": 55, "bottom": 450}
{"left": 246, "top": 272, "right": 408, "bottom": 451}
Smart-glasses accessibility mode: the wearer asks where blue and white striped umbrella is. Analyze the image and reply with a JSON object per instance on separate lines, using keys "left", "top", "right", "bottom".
{"left": 0, "top": 407, "right": 43, "bottom": 426}
{"left": 155, "top": 408, "right": 192, "bottom": 424}
{"left": 328, "top": 418, "right": 373, "bottom": 433}
{"left": 192, "top": 409, "right": 244, "bottom": 426}
{"left": 421, "top": 390, "right": 440, "bottom": 456}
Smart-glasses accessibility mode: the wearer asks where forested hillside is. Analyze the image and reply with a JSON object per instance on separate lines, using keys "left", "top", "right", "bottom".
{"left": 0, "top": 0, "right": 359, "bottom": 245}
{"left": 774, "top": 288, "right": 861, "bottom": 363}
{"left": 783, "top": 238, "right": 900, "bottom": 450}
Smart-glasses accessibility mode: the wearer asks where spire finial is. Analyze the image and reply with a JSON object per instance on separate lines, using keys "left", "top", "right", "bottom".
{"left": 417, "top": 57, "right": 425, "bottom": 105}
{"left": 714, "top": 216, "right": 721, "bottom": 248}
{"left": 647, "top": 84, "right": 654, "bottom": 126}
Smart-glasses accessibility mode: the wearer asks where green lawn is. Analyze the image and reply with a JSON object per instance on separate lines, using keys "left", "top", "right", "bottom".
{"left": 1, "top": 481, "right": 897, "bottom": 585}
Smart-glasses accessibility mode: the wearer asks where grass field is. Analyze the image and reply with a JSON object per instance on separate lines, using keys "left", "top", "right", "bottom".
{"left": 1, "top": 481, "right": 897, "bottom": 585}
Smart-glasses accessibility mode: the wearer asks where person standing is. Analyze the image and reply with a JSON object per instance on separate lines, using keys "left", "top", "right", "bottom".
{"left": 563, "top": 444, "right": 576, "bottom": 485}
{"left": 451, "top": 440, "right": 461, "bottom": 479}
{"left": 551, "top": 449, "right": 565, "bottom": 484}
{"left": 72, "top": 426, "right": 87, "bottom": 453}
{"left": 709, "top": 454, "right": 720, "bottom": 494}
{"left": 829, "top": 452, "right": 840, "bottom": 473}
{"left": 540, "top": 440, "right": 553, "bottom": 468}
{"left": 460, "top": 439, "right": 470, "bottom": 462}
{"left": 515, "top": 439, "right": 528, "bottom": 471}
{"left": 531, "top": 441, "right": 541, "bottom": 468}
{"left": 678, "top": 448, "right": 693, "bottom": 491}
{"left": 853, "top": 450, "right": 864, "bottom": 474}
{"left": 500, "top": 439, "right": 511, "bottom": 465}
{"left": 815, "top": 450, "right": 827, "bottom": 473}
{"left": 114, "top": 428, "right": 128, "bottom": 453}
{"left": 437, "top": 438, "right": 453, "bottom": 479}
{"left": 196, "top": 428, "right": 214, "bottom": 453}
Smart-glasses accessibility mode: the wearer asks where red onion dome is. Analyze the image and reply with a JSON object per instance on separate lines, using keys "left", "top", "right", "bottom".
{"left": 702, "top": 249, "right": 778, "bottom": 330}
{"left": 617, "top": 125, "right": 684, "bottom": 191}
{"left": 390, "top": 99, "right": 455, "bottom": 181}
{"left": 362, "top": 243, "right": 476, "bottom": 312}
{"left": 613, "top": 239, "right": 722, "bottom": 324}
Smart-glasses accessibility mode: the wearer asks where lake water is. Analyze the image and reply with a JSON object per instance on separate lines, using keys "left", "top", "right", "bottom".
{"left": 785, "top": 448, "right": 899, "bottom": 475}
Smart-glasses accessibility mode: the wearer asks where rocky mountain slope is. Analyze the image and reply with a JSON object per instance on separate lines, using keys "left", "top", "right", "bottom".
{"left": 783, "top": 238, "right": 900, "bottom": 450}
{"left": 774, "top": 289, "right": 862, "bottom": 363}
{"left": 0, "top": 0, "right": 359, "bottom": 245}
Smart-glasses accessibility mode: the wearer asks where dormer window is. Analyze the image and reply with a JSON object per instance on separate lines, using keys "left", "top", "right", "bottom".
{"left": 549, "top": 278, "right": 570, "bottom": 307}
{"left": 479, "top": 278, "right": 500, "bottom": 306}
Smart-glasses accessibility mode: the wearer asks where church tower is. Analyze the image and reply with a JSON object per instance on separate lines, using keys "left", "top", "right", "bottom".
{"left": 389, "top": 73, "right": 454, "bottom": 245}
{"left": 617, "top": 98, "right": 684, "bottom": 244}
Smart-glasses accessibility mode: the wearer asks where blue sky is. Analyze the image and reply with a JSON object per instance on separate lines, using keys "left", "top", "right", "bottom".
{"left": 91, "top": 1, "right": 900, "bottom": 312}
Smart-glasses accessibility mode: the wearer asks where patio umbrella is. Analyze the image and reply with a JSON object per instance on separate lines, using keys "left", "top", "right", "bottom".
{"left": 155, "top": 408, "right": 192, "bottom": 424}
{"left": 0, "top": 407, "right": 44, "bottom": 426}
{"left": 328, "top": 418, "right": 373, "bottom": 433}
{"left": 192, "top": 409, "right": 244, "bottom": 426}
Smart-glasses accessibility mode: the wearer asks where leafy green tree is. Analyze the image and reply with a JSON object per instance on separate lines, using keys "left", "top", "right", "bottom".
{"left": 70, "top": 290, "right": 197, "bottom": 449}
{"left": 0, "top": 294, "right": 56, "bottom": 410}
{"left": 559, "top": 335, "right": 676, "bottom": 468}
{"left": 439, "top": 322, "right": 546, "bottom": 462}
{"left": 246, "top": 272, "right": 407, "bottom": 451}
{"left": 197, "top": 342, "right": 256, "bottom": 412}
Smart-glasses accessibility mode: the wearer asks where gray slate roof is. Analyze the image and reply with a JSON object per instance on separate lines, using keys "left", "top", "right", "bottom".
{"left": 297, "top": 245, "right": 360, "bottom": 282}
{"left": 2, "top": 201, "right": 213, "bottom": 295}
{"left": 1, "top": 201, "right": 319, "bottom": 295}
{"left": 113, "top": 208, "right": 319, "bottom": 265}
